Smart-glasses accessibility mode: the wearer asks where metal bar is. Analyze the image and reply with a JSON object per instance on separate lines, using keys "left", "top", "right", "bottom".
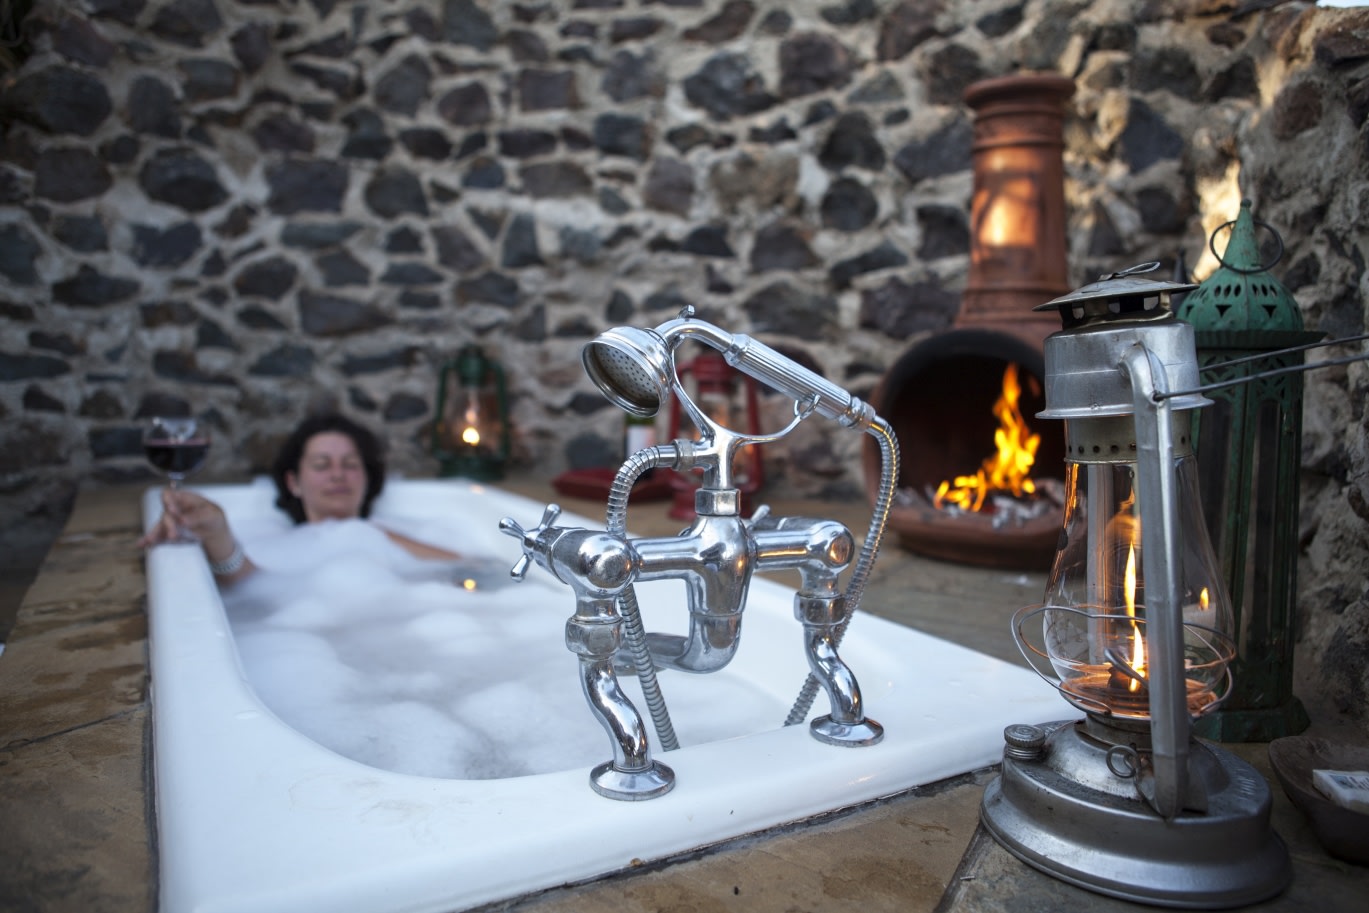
{"left": 1120, "top": 342, "right": 1190, "bottom": 821}
{"left": 1161, "top": 345, "right": 1369, "bottom": 400}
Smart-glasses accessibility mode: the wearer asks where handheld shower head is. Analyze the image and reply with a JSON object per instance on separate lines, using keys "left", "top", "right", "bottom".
{"left": 582, "top": 326, "right": 675, "bottom": 417}
{"left": 583, "top": 316, "right": 877, "bottom": 429}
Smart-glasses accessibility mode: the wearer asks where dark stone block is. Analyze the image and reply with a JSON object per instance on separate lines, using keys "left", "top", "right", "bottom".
{"left": 1315, "top": 25, "right": 1369, "bottom": 67}
{"left": 666, "top": 123, "right": 713, "bottom": 153}
{"left": 610, "top": 16, "right": 663, "bottom": 43}
{"left": 507, "top": 28, "right": 550, "bottom": 62}
{"left": 29, "top": 331, "right": 84, "bottom": 356}
{"left": 565, "top": 432, "right": 617, "bottom": 471}
{"left": 1085, "top": 200, "right": 1124, "bottom": 257}
{"left": 348, "top": 386, "right": 378, "bottom": 412}
{"left": 750, "top": 118, "right": 797, "bottom": 144}
{"left": 52, "top": 265, "right": 140, "bottom": 307}
{"left": 4, "top": 66, "right": 113, "bottom": 136}
{"left": 299, "top": 290, "right": 390, "bottom": 336}
{"left": 128, "top": 76, "right": 182, "bottom": 137}
{"left": 643, "top": 285, "right": 693, "bottom": 313}
{"left": 432, "top": 224, "right": 485, "bottom": 272}
{"left": 559, "top": 225, "right": 601, "bottom": 263}
{"left": 848, "top": 70, "right": 904, "bottom": 105}
{"left": 89, "top": 425, "right": 144, "bottom": 458}
{"left": 398, "top": 290, "right": 441, "bottom": 310}
{"left": 499, "top": 128, "right": 558, "bottom": 158}
{"left": 386, "top": 226, "right": 424, "bottom": 253}
{"left": 0, "top": 352, "right": 70, "bottom": 381}
{"left": 437, "top": 81, "right": 493, "bottom": 126}
{"left": 683, "top": 52, "right": 776, "bottom": 121}
{"left": 248, "top": 344, "right": 316, "bottom": 377}
{"left": 253, "top": 112, "right": 315, "bottom": 153}
{"left": 1270, "top": 79, "right": 1324, "bottom": 140}
{"left": 140, "top": 300, "right": 198, "bottom": 327}
{"left": 34, "top": 147, "right": 111, "bottom": 202}
{"left": 134, "top": 392, "right": 193, "bottom": 419}
{"left": 821, "top": 177, "right": 878, "bottom": 232}
{"left": 818, "top": 111, "right": 885, "bottom": 171}
{"left": 0, "top": 224, "right": 41, "bottom": 285}
{"left": 341, "top": 108, "right": 394, "bottom": 159}
{"left": 289, "top": 62, "right": 363, "bottom": 100}
{"left": 381, "top": 262, "right": 444, "bottom": 285}
{"left": 365, "top": 167, "right": 430, "bottom": 218}
{"left": 745, "top": 280, "right": 838, "bottom": 337}
{"left": 50, "top": 13, "right": 117, "bottom": 67}
{"left": 976, "top": 3, "right": 1022, "bottom": 38}
{"left": 1119, "top": 99, "right": 1184, "bottom": 170}
{"left": 603, "top": 49, "right": 663, "bottom": 102}
{"left": 375, "top": 54, "right": 432, "bottom": 117}
{"left": 519, "top": 68, "right": 580, "bottom": 111}
{"left": 921, "top": 42, "right": 986, "bottom": 106}
{"left": 444, "top": 0, "right": 498, "bottom": 50}
{"left": 79, "top": 389, "right": 125, "bottom": 419}
{"left": 266, "top": 158, "right": 348, "bottom": 214}
{"left": 341, "top": 348, "right": 421, "bottom": 376}
{"left": 280, "top": 221, "right": 362, "bottom": 249}
{"left": 521, "top": 160, "right": 593, "bottom": 197}
{"left": 180, "top": 58, "right": 240, "bottom": 101}
{"left": 152, "top": 350, "right": 236, "bottom": 385}
{"left": 101, "top": 134, "right": 141, "bottom": 164}
{"left": 463, "top": 157, "right": 506, "bottom": 189}
{"left": 233, "top": 256, "right": 298, "bottom": 298}
{"left": 1136, "top": 186, "right": 1189, "bottom": 234}
{"left": 683, "top": 0, "right": 754, "bottom": 42}
{"left": 150, "top": 0, "right": 225, "bottom": 48}
{"left": 142, "top": 148, "right": 229, "bottom": 212}
{"left": 858, "top": 276, "right": 957, "bottom": 336}
{"left": 382, "top": 392, "right": 429, "bottom": 421}
{"left": 915, "top": 204, "right": 969, "bottom": 259}
{"left": 599, "top": 186, "right": 630, "bottom": 214}
{"left": 593, "top": 112, "right": 649, "bottom": 159}
{"left": 821, "top": 0, "right": 877, "bottom": 26}
{"left": 501, "top": 213, "right": 543, "bottom": 268}
{"left": 399, "top": 127, "right": 453, "bottom": 159}
{"left": 606, "top": 288, "right": 634, "bottom": 322}
{"left": 231, "top": 22, "right": 272, "bottom": 73}
{"left": 455, "top": 131, "right": 488, "bottom": 160}
{"left": 759, "top": 9, "right": 791, "bottom": 34}
{"left": 238, "top": 305, "right": 288, "bottom": 330}
{"left": 893, "top": 117, "right": 972, "bottom": 185}
{"left": 779, "top": 32, "right": 853, "bottom": 99}
{"left": 131, "top": 222, "right": 202, "bottom": 268}
{"left": 458, "top": 270, "right": 520, "bottom": 307}
{"left": 751, "top": 221, "right": 818, "bottom": 272}
{"left": 1131, "top": 45, "right": 1200, "bottom": 98}
{"left": 829, "top": 240, "right": 908, "bottom": 289}
{"left": 196, "top": 318, "right": 238, "bottom": 350}
{"left": 679, "top": 224, "right": 735, "bottom": 258}
{"left": 641, "top": 156, "right": 693, "bottom": 216}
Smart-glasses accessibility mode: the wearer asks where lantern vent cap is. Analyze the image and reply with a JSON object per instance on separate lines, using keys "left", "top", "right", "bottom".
{"left": 1177, "top": 200, "right": 1305, "bottom": 334}
{"left": 1034, "top": 262, "right": 1197, "bottom": 330}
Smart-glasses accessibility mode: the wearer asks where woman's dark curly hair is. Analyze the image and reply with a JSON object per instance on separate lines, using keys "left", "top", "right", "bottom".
{"left": 271, "top": 413, "right": 386, "bottom": 524}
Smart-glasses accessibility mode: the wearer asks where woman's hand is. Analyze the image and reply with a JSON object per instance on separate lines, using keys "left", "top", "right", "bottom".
{"left": 139, "top": 488, "right": 234, "bottom": 549}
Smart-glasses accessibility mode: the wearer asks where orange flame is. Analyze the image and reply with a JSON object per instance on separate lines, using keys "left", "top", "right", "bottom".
{"left": 934, "top": 364, "right": 1041, "bottom": 512}
{"left": 1125, "top": 543, "right": 1145, "bottom": 691}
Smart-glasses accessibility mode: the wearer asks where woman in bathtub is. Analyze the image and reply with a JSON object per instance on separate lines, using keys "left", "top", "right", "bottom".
{"left": 140, "top": 412, "right": 462, "bottom": 584}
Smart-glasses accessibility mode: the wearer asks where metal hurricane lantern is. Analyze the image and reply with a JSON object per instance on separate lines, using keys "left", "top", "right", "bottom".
{"left": 1178, "top": 200, "right": 1321, "bottom": 742}
{"left": 432, "top": 345, "right": 510, "bottom": 481}
{"left": 980, "top": 263, "right": 1290, "bottom": 908}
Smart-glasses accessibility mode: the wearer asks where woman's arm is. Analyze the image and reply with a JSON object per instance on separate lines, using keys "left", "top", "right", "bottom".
{"left": 139, "top": 488, "right": 258, "bottom": 585}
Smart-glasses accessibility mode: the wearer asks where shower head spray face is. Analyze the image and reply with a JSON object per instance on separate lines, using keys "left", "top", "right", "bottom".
{"left": 582, "top": 327, "right": 676, "bottom": 417}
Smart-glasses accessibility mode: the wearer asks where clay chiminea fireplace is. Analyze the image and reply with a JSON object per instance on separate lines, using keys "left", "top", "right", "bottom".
{"left": 864, "top": 73, "right": 1075, "bottom": 568}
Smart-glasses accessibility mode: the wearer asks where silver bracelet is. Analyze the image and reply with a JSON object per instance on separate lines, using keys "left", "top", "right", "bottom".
{"left": 208, "top": 540, "right": 246, "bottom": 576}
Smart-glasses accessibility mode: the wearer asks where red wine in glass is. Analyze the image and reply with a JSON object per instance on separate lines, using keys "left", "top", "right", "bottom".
{"left": 144, "top": 417, "right": 210, "bottom": 542}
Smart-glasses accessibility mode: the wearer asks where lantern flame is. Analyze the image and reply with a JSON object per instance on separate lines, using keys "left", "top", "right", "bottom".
{"left": 1124, "top": 543, "right": 1146, "bottom": 692}
{"left": 461, "top": 396, "right": 482, "bottom": 447}
{"left": 934, "top": 364, "right": 1041, "bottom": 512}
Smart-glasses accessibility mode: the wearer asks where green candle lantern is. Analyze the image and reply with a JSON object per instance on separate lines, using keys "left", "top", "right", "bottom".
{"left": 1178, "top": 200, "right": 1322, "bottom": 741}
{"left": 432, "top": 345, "right": 510, "bottom": 481}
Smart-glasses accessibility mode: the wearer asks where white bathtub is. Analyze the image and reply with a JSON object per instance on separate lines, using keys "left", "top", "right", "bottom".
{"left": 144, "top": 479, "right": 1067, "bottom": 913}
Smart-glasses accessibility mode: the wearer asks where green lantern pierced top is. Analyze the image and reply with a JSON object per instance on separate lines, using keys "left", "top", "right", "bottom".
{"left": 1177, "top": 199, "right": 1306, "bottom": 338}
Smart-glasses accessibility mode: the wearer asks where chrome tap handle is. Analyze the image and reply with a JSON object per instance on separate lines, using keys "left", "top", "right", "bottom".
{"left": 498, "top": 503, "right": 562, "bottom": 581}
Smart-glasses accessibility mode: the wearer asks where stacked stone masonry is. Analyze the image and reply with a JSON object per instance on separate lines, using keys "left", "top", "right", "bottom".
{"left": 1, "top": 0, "right": 1367, "bottom": 717}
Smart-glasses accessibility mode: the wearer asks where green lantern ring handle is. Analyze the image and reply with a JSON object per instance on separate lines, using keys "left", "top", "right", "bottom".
{"left": 1209, "top": 216, "right": 1284, "bottom": 275}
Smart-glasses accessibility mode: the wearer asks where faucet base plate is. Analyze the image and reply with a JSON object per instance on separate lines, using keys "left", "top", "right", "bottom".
{"left": 590, "top": 760, "right": 677, "bottom": 801}
{"left": 810, "top": 716, "right": 884, "bottom": 747}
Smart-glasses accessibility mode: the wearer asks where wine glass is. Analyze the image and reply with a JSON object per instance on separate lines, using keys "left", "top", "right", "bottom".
{"left": 144, "top": 416, "right": 211, "bottom": 542}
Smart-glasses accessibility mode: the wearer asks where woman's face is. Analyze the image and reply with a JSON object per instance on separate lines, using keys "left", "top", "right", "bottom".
{"left": 287, "top": 431, "right": 368, "bottom": 523}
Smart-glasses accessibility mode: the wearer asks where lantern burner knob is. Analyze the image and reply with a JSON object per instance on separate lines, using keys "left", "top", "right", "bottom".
{"left": 1002, "top": 723, "right": 1047, "bottom": 761}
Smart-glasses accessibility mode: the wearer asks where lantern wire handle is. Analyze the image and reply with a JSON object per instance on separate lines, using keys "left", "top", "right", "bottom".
{"left": 1209, "top": 214, "right": 1284, "bottom": 274}
{"left": 1156, "top": 333, "right": 1369, "bottom": 400}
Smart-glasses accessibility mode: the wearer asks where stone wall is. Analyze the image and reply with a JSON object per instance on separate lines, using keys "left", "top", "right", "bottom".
{"left": 2, "top": 1, "right": 1367, "bottom": 717}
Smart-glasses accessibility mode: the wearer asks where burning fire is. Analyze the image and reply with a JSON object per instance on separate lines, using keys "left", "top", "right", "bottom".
{"left": 933, "top": 364, "right": 1041, "bottom": 512}
{"left": 1124, "top": 543, "right": 1145, "bottom": 692}
{"left": 461, "top": 396, "right": 482, "bottom": 446}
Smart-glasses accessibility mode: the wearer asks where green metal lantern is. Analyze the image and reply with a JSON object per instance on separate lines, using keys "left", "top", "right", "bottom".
{"left": 431, "top": 345, "right": 510, "bottom": 481}
{"left": 1178, "top": 200, "right": 1322, "bottom": 741}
